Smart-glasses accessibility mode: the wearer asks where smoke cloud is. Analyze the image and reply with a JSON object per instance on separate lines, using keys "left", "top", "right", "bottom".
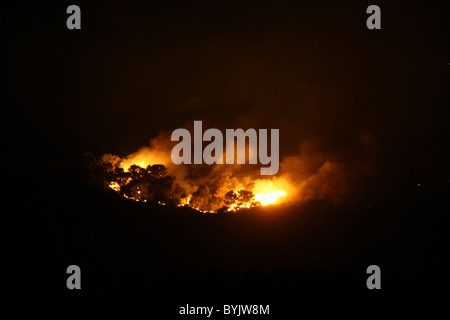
{"left": 86, "top": 121, "right": 359, "bottom": 213}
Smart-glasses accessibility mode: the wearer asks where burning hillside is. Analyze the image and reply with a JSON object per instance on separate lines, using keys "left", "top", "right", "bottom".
{"left": 87, "top": 130, "right": 348, "bottom": 213}
{"left": 94, "top": 160, "right": 289, "bottom": 213}
{"left": 102, "top": 162, "right": 287, "bottom": 213}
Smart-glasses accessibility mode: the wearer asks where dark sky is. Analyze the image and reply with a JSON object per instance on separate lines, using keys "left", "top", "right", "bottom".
{"left": 5, "top": 0, "right": 449, "bottom": 187}
{"left": 3, "top": 0, "right": 450, "bottom": 300}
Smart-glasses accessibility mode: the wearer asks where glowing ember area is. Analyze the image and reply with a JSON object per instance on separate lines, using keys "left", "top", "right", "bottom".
{"left": 255, "top": 190, "right": 286, "bottom": 206}
{"left": 86, "top": 134, "right": 348, "bottom": 213}
{"left": 102, "top": 162, "right": 288, "bottom": 213}
{"left": 93, "top": 149, "right": 290, "bottom": 213}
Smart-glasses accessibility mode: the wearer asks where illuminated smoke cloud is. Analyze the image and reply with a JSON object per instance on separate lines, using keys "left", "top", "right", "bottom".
{"left": 87, "top": 129, "right": 349, "bottom": 213}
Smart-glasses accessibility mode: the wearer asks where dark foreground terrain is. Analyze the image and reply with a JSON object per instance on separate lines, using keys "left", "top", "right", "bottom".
{"left": 3, "top": 155, "right": 449, "bottom": 300}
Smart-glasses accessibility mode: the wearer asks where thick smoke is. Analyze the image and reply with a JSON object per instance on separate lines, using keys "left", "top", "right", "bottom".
{"left": 88, "top": 126, "right": 354, "bottom": 213}
{"left": 278, "top": 140, "right": 348, "bottom": 203}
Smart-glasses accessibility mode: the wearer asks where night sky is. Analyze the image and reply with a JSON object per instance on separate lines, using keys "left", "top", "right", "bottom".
{"left": 4, "top": 0, "right": 450, "bottom": 301}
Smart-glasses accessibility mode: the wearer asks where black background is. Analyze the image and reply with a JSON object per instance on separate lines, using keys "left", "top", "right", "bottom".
{"left": 3, "top": 0, "right": 449, "bottom": 301}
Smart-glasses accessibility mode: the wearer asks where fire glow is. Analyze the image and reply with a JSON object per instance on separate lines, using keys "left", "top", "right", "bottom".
{"left": 93, "top": 152, "right": 290, "bottom": 213}
{"left": 103, "top": 159, "right": 288, "bottom": 213}
{"left": 88, "top": 130, "right": 347, "bottom": 213}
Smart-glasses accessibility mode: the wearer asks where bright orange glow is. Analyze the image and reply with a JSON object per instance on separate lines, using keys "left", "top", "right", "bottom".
{"left": 105, "top": 157, "right": 291, "bottom": 213}
{"left": 255, "top": 190, "right": 286, "bottom": 206}
{"left": 99, "top": 135, "right": 296, "bottom": 213}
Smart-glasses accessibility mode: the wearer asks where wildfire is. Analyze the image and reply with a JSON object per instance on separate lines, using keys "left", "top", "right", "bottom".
{"left": 87, "top": 131, "right": 348, "bottom": 213}
{"left": 100, "top": 153, "right": 289, "bottom": 213}
{"left": 255, "top": 190, "right": 287, "bottom": 206}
